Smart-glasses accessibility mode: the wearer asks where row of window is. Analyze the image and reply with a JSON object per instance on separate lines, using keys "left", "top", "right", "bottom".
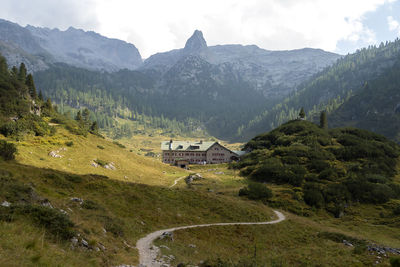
{"left": 212, "top": 158, "right": 227, "bottom": 162}
{"left": 164, "top": 152, "right": 206, "bottom": 156}
{"left": 211, "top": 153, "right": 225, "bottom": 156}
{"left": 163, "top": 159, "right": 207, "bottom": 163}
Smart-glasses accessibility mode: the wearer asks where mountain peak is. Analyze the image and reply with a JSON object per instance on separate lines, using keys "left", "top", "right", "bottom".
{"left": 183, "top": 30, "right": 207, "bottom": 53}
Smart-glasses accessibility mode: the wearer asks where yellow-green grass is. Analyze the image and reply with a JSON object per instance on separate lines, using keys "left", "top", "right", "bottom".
{"left": 172, "top": 164, "right": 400, "bottom": 259}
{"left": 0, "top": 221, "right": 100, "bottom": 267}
{"left": 0, "top": 160, "right": 274, "bottom": 266}
{"left": 175, "top": 164, "right": 246, "bottom": 196}
{"left": 155, "top": 213, "right": 392, "bottom": 266}
{"left": 7, "top": 126, "right": 187, "bottom": 187}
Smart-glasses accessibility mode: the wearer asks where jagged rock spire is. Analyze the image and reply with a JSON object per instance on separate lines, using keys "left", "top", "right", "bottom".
{"left": 183, "top": 30, "right": 207, "bottom": 54}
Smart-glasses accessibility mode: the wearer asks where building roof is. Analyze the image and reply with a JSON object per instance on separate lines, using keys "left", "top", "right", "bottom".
{"left": 161, "top": 140, "right": 216, "bottom": 152}
{"left": 233, "top": 150, "right": 247, "bottom": 157}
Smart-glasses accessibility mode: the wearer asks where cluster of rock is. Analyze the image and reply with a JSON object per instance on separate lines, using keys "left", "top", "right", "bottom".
{"left": 91, "top": 161, "right": 116, "bottom": 170}
{"left": 104, "top": 162, "right": 116, "bottom": 170}
{"left": 367, "top": 244, "right": 400, "bottom": 255}
{"left": 70, "top": 197, "right": 84, "bottom": 205}
{"left": 185, "top": 173, "right": 202, "bottom": 185}
{"left": 48, "top": 147, "right": 67, "bottom": 158}
{"left": 154, "top": 241, "right": 199, "bottom": 267}
{"left": 70, "top": 234, "right": 106, "bottom": 252}
{"left": 342, "top": 239, "right": 400, "bottom": 255}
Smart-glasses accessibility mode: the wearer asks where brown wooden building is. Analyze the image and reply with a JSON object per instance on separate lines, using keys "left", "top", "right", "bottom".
{"left": 161, "top": 140, "right": 245, "bottom": 166}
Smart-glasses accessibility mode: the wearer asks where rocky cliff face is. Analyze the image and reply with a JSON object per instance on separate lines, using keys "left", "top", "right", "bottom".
{"left": 0, "top": 19, "right": 143, "bottom": 72}
{"left": 26, "top": 26, "right": 143, "bottom": 71}
{"left": 141, "top": 30, "right": 341, "bottom": 98}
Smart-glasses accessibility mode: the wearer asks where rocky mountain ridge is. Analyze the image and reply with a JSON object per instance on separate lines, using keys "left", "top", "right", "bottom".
{"left": 142, "top": 30, "right": 341, "bottom": 98}
{"left": 0, "top": 19, "right": 341, "bottom": 98}
{"left": 0, "top": 19, "right": 143, "bottom": 72}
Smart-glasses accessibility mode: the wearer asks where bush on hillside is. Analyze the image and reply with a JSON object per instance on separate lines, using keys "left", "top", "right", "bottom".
{"left": 303, "top": 183, "right": 325, "bottom": 208}
{"left": 0, "top": 140, "right": 17, "bottom": 160}
{"left": 390, "top": 257, "right": 400, "bottom": 267}
{"left": 0, "top": 205, "right": 74, "bottom": 240}
{"left": 0, "top": 115, "right": 55, "bottom": 137}
{"left": 239, "top": 182, "right": 273, "bottom": 201}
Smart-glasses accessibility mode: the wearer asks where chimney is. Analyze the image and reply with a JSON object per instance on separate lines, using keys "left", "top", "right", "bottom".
{"left": 169, "top": 139, "right": 173, "bottom": 150}
{"left": 199, "top": 140, "right": 203, "bottom": 144}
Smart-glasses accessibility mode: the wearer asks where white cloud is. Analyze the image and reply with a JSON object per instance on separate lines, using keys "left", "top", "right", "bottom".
{"left": 0, "top": 0, "right": 398, "bottom": 57}
{"left": 388, "top": 16, "right": 400, "bottom": 34}
{"left": 94, "top": 0, "right": 393, "bottom": 57}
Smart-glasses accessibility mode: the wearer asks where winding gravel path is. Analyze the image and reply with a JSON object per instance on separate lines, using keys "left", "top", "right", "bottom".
{"left": 136, "top": 210, "right": 286, "bottom": 267}
{"left": 169, "top": 176, "right": 187, "bottom": 188}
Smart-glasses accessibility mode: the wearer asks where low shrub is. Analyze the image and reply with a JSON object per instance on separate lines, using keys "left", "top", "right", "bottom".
{"left": 0, "top": 140, "right": 17, "bottom": 160}
{"left": 0, "top": 205, "right": 74, "bottom": 240}
{"left": 65, "top": 141, "right": 74, "bottom": 147}
{"left": 239, "top": 182, "right": 273, "bottom": 202}
{"left": 113, "top": 141, "right": 126, "bottom": 149}
{"left": 97, "top": 145, "right": 105, "bottom": 150}
{"left": 303, "top": 183, "right": 325, "bottom": 208}
{"left": 82, "top": 200, "right": 101, "bottom": 210}
{"left": 390, "top": 257, "right": 400, "bottom": 267}
{"left": 95, "top": 159, "right": 108, "bottom": 167}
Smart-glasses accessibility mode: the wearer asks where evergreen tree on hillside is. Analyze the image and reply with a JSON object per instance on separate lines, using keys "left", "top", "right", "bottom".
{"left": 11, "top": 66, "right": 18, "bottom": 79}
{"left": 90, "top": 121, "right": 99, "bottom": 134}
{"left": 44, "top": 98, "right": 53, "bottom": 111}
{"left": 18, "top": 63, "right": 27, "bottom": 82}
{"left": 38, "top": 91, "right": 43, "bottom": 101}
{"left": 299, "top": 107, "right": 306, "bottom": 120}
{"left": 320, "top": 111, "right": 328, "bottom": 129}
{"left": 0, "top": 56, "right": 7, "bottom": 74}
{"left": 82, "top": 108, "right": 90, "bottom": 122}
{"left": 26, "top": 74, "right": 37, "bottom": 99}
{"left": 75, "top": 110, "right": 82, "bottom": 121}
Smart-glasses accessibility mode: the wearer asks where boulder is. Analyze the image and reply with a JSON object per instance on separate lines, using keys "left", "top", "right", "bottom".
{"left": 185, "top": 173, "right": 202, "bottom": 184}
{"left": 104, "top": 162, "right": 116, "bottom": 170}
{"left": 71, "top": 237, "right": 78, "bottom": 246}
{"left": 40, "top": 199, "right": 53, "bottom": 209}
{"left": 70, "top": 197, "right": 84, "bottom": 205}
{"left": 160, "top": 231, "right": 174, "bottom": 241}
{"left": 1, "top": 201, "right": 11, "bottom": 207}
{"left": 91, "top": 162, "right": 99, "bottom": 167}
{"left": 48, "top": 151, "right": 62, "bottom": 158}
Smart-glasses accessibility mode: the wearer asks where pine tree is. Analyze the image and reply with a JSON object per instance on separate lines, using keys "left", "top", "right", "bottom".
{"left": 11, "top": 66, "right": 18, "bottom": 79}
{"left": 26, "top": 74, "right": 37, "bottom": 99}
{"left": 90, "top": 121, "right": 99, "bottom": 133}
{"left": 0, "top": 55, "right": 7, "bottom": 74}
{"left": 75, "top": 110, "right": 82, "bottom": 121}
{"left": 18, "top": 63, "right": 27, "bottom": 82}
{"left": 82, "top": 108, "right": 90, "bottom": 122}
{"left": 38, "top": 91, "right": 44, "bottom": 101}
{"left": 299, "top": 107, "right": 306, "bottom": 120}
{"left": 320, "top": 111, "right": 328, "bottom": 129}
{"left": 44, "top": 98, "right": 53, "bottom": 111}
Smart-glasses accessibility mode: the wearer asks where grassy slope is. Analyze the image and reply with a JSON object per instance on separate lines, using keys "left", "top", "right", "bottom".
{"left": 156, "top": 164, "right": 400, "bottom": 266}
{"left": 0, "top": 129, "right": 275, "bottom": 266}
{"left": 10, "top": 126, "right": 187, "bottom": 186}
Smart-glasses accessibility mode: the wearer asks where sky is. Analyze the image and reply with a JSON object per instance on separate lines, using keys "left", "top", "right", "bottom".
{"left": 0, "top": 0, "right": 399, "bottom": 58}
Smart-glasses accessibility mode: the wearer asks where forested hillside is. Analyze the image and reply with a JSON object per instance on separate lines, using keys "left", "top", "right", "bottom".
{"left": 329, "top": 57, "right": 400, "bottom": 142}
{"left": 34, "top": 64, "right": 209, "bottom": 139}
{"left": 34, "top": 62, "right": 265, "bottom": 139}
{"left": 236, "top": 38, "right": 400, "bottom": 141}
